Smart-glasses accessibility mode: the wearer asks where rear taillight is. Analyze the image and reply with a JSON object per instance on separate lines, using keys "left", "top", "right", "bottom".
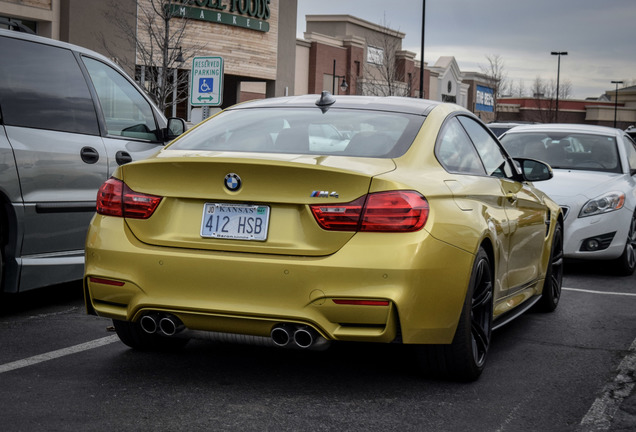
{"left": 310, "top": 191, "right": 429, "bottom": 232}
{"left": 88, "top": 277, "right": 125, "bottom": 287}
{"left": 96, "top": 178, "right": 162, "bottom": 219}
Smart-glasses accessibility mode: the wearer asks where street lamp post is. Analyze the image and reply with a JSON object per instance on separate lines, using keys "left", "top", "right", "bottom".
{"left": 551, "top": 51, "right": 567, "bottom": 122}
{"left": 332, "top": 59, "right": 348, "bottom": 95}
{"left": 419, "top": 0, "right": 426, "bottom": 98}
{"left": 611, "top": 80, "right": 624, "bottom": 128}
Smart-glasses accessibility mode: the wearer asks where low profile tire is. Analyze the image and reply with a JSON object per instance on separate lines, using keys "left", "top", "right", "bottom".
{"left": 417, "top": 247, "right": 493, "bottom": 382}
{"left": 613, "top": 212, "right": 636, "bottom": 276}
{"left": 112, "top": 319, "right": 189, "bottom": 351}
{"left": 536, "top": 222, "right": 564, "bottom": 312}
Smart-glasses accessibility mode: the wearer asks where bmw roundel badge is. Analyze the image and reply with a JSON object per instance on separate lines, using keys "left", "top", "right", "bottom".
{"left": 224, "top": 173, "right": 242, "bottom": 191}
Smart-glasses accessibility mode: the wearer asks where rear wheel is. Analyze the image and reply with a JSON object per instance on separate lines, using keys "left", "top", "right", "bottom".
{"left": 417, "top": 247, "right": 493, "bottom": 381}
{"left": 537, "top": 222, "right": 564, "bottom": 312}
{"left": 614, "top": 212, "right": 636, "bottom": 276}
{"left": 112, "top": 319, "right": 189, "bottom": 351}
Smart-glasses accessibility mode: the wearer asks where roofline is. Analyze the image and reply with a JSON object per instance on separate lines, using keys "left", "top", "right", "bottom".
{"left": 306, "top": 14, "right": 406, "bottom": 39}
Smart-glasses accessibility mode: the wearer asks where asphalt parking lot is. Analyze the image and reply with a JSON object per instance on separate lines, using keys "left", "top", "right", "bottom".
{"left": 0, "top": 260, "right": 634, "bottom": 431}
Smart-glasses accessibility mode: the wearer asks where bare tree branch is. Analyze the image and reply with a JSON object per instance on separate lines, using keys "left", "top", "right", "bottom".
{"left": 479, "top": 54, "right": 507, "bottom": 120}
{"left": 359, "top": 18, "right": 415, "bottom": 97}
{"left": 98, "top": 0, "right": 204, "bottom": 113}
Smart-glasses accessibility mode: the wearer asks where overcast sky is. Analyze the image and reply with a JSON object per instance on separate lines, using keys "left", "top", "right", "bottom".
{"left": 296, "top": 0, "right": 636, "bottom": 99}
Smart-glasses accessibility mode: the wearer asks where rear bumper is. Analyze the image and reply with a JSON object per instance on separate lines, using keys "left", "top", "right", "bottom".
{"left": 85, "top": 216, "right": 474, "bottom": 345}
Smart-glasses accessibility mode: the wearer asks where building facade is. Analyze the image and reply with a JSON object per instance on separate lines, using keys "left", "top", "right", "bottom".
{"left": 296, "top": 14, "right": 427, "bottom": 99}
{"left": 4, "top": 3, "right": 630, "bottom": 128}
{"left": 1, "top": 0, "right": 298, "bottom": 121}
{"left": 497, "top": 89, "right": 636, "bottom": 129}
{"left": 294, "top": 15, "right": 497, "bottom": 122}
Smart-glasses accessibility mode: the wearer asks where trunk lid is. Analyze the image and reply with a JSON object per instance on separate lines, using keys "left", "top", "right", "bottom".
{"left": 121, "top": 151, "right": 396, "bottom": 256}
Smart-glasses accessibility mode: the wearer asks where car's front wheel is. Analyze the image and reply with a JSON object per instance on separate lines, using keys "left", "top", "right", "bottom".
{"left": 417, "top": 247, "right": 493, "bottom": 381}
{"left": 614, "top": 211, "right": 636, "bottom": 276}
{"left": 112, "top": 319, "right": 189, "bottom": 351}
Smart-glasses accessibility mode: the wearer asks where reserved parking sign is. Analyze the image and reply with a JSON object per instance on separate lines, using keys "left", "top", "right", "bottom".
{"left": 191, "top": 56, "right": 223, "bottom": 106}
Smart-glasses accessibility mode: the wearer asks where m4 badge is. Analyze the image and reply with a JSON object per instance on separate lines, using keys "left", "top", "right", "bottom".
{"left": 310, "top": 191, "right": 339, "bottom": 198}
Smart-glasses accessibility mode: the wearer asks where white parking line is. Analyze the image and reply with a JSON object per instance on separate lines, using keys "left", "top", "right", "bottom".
{"left": 0, "top": 335, "right": 119, "bottom": 374}
{"left": 580, "top": 338, "right": 636, "bottom": 431}
{"left": 563, "top": 287, "right": 636, "bottom": 297}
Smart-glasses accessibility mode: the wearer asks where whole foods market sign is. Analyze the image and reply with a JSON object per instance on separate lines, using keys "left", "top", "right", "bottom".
{"left": 167, "top": 0, "right": 270, "bottom": 32}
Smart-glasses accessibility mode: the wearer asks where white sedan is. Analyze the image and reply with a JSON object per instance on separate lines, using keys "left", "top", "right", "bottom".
{"left": 500, "top": 124, "right": 636, "bottom": 275}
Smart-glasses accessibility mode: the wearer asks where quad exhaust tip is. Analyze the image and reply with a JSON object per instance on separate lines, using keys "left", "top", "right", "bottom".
{"left": 270, "top": 324, "right": 330, "bottom": 350}
{"left": 138, "top": 314, "right": 330, "bottom": 351}
{"left": 271, "top": 325, "right": 293, "bottom": 347}
{"left": 140, "top": 314, "right": 159, "bottom": 334}
{"left": 140, "top": 313, "right": 184, "bottom": 336}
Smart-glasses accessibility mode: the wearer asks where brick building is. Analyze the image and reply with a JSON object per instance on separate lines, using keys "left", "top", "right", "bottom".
{"left": 294, "top": 15, "right": 497, "bottom": 122}
{"left": 497, "top": 87, "right": 636, "bottom": 129}
{"left": 296, "top": 14, "right": 427, "bottom": 99}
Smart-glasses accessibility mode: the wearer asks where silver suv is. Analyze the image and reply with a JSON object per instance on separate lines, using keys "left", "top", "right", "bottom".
{"left": 0, "top": 29, "right": 185, "bottom": 294}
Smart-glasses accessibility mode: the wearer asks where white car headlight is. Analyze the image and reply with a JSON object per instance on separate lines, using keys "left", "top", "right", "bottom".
{"left": 578, "top": 191, "right": 625, "bottom": 218}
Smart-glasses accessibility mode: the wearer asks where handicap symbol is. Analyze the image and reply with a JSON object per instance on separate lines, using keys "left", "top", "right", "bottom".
{"left": 199, "top": 78, "right": 213, "bottom": 93}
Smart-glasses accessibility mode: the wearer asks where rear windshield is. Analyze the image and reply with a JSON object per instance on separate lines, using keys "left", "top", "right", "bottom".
{"left": 500, "top": 132, "right": 622, "bottom": 173}
{"left": 168, "top": 107, "right": 425, "bottom": 158}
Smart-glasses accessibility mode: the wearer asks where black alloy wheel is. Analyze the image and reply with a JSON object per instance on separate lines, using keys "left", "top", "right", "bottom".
{"left": 537, "top": 222, "right": 564, "bottom": 312}
{"left": 470, "top": 252, "right": 494, "bottom": 368}
{"left": 417, "top": 247, "right": 493, "bottom": 382}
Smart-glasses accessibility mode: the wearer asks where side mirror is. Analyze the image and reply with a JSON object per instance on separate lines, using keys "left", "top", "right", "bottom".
{"left": 514, "top": 158, "right": 553, "bottom": 182}
{"left": 166, "top": 118, "right": 187, "bottom": 141}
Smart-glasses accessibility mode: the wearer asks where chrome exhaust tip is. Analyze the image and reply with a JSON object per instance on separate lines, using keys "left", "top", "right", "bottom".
{"left": 159, "top": 315, "right": 184, "bottom": 336}
{"left": 293, "top": 327, "right": 316, "bottom": 349}
{"left": 140, "top": 314, "right": 158, "bottom": 334}
{"left": 271, "top": 325, "right": 293, "bottom": 347}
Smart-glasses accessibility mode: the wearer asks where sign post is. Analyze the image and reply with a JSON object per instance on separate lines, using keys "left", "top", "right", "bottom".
{"left": 190, "top": 56, "right": 223, "bottom": 107}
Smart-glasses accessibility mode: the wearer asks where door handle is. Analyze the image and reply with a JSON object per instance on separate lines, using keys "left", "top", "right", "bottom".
{"left": 116, "top": 151, "right": 133, "bottom": 165}
{"left": 80, "top": 146, "right": 99, "bottom": 164}
{"left": 506, "top": 193, "right": 517, "bottom": 204}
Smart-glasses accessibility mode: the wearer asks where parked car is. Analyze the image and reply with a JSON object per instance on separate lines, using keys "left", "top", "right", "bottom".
{"left": 0, "top": 29, "right": 185, "bottom": 295}
{"left": 84, "top": 93, "right": 563, "bottom": 381}
{"left": 486, "top": 122, "right": 527, "bottom": 137}
{"left": 499, "top": 124, "right": 636, "bottom": 275}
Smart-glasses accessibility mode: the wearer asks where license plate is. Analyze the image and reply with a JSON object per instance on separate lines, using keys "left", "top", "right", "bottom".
{"left": 201, "top": 203, "right": 270, "bottom": 241}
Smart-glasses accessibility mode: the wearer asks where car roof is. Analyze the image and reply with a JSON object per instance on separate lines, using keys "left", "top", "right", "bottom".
{"left": 0, "top": 28, "right": 114, "bottom": 63}
{"left": 487, "top": 122, "right": 526, "bottom": 127}
{"left": 229, "top": 94, "right": 450, "bottom": 116}
{"left": 501, "top": 123, "right": 622, "bottom": 136}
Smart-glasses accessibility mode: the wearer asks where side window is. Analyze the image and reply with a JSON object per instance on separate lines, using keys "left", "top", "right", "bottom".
{"left": 436, "top": 117, "right": 486, "bottom": 175}
{"left": 82, "top": 57, "right": 159, "bottom": 141}
{"left": 0, "top": 37, "right": 99, "bottom": 135}
{"left": 458, "top": 116, "right": 514, "bottom": 178}
{"left": 624, "top": 135, "right": 636, "bottom": 172}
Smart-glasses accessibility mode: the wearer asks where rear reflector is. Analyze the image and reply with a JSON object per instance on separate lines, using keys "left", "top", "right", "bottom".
{"left": 332, "top": 299, "right": 390, "bottom": 306}
{"left": 96, "top": 177, "right": 162, "bottom": 219}
{"left": 310, "top": 191, "right": 429, "bottom": 232}
{"left": 89, "top": 277, "right": 125, "bottom": 287}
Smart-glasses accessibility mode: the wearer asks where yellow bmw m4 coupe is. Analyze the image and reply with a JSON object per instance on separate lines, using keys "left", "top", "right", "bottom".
{"left": 84, "top": 93, "right": 563, "bottom": 381}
